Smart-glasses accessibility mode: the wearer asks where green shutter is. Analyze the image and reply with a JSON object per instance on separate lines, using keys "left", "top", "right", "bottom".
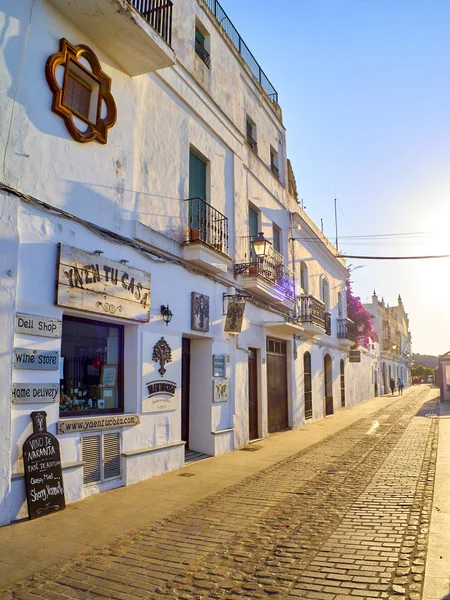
{"left": 189, "top": 151, "right": 207, "bottom": 200}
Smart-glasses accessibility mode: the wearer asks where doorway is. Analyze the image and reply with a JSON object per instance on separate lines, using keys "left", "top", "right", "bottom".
{"left": 267, "top": 338, "right": 288, "bottom": 433}
{"left": 324, "top": 353, "right": 333, "bottom": 416}
{"left": 248, "top": 348, "right": 259, "bottom": 440}
{"left": 181, "top": 337, "right": 191, "bottom": 448}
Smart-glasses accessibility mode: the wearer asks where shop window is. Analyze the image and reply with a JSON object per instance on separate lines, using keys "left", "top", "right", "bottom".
{"left": 82, "top": 431, "right": 121, "bottom": 485}
{"left": 46, "top": 38, "right": 117, "bottom": 144}
{"left": 60, "top": 316, "right": 124, "bottom": 415}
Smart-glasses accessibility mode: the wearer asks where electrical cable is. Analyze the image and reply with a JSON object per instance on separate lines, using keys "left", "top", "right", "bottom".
{"left": 338, "top": 253, "right": 450, "bottom": 260}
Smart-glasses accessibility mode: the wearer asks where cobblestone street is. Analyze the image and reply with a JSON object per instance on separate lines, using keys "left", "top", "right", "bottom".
{"left": 2, "top": 387, "right": 439, "bottom": 600}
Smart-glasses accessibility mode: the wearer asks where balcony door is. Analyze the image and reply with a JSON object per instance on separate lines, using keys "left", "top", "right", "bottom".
{"left": 248, "top": 205, "right": 259, "bottom": 260}
{"left": 189, "top": 151, "right": 207, "bottom": 235}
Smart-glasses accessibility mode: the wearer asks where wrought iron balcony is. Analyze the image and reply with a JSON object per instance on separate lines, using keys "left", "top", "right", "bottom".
{"left": 325, "top": 311, "right": 332, "bottom": 336}
{"left": 204, "top": 0, "right": 278, "bottom": 103}
{"left": 195, "top": 38, "right": 211, "bottom": 68}
{"left": 247, "top": 132, "right": 258, "bottom": 154}
{"left": 298, "top": 295, "right": 326, "bottom": 329}
{"left": 234, "top": 246, "right": 295, "bottom": 300}
{"left": 128, "top": 0, "right": 173, "bottom": 47}
{"left": 185, "top": 197, "right": 229, "bottom": 256}
{"left": 337, "top": 318, "right": 357, "bottom": 342}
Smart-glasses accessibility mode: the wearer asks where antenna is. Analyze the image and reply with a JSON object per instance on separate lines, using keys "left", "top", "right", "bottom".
{"left": 334, "top": 197, "right": 339, "bottom": 250}
{"left": 320, "top": 218, "right": 323, "bottom": 233}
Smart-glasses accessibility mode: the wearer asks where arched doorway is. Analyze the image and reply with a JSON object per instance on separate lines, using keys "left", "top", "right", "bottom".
{"left": 324, "top": 354, "right": 333, "bottom": 416}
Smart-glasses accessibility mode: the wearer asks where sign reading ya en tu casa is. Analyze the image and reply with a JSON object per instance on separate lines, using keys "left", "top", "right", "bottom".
{"left": 57, "top": 244, "right": 151, "bottom": 322}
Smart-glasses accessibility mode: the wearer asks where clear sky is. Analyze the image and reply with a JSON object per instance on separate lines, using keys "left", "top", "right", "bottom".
{"left": 223, "top": 0, "right": 450, "bottom": 356}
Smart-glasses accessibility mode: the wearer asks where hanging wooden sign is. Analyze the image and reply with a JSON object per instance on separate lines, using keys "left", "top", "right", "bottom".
{"left": 224, "top": 298, "right": 245, "bottom": 334}
{"left": 56, "top": 244, "right": 151, "bottom": 322}
{"left": 23, "top": 411, "right": 65, "bottom": 520}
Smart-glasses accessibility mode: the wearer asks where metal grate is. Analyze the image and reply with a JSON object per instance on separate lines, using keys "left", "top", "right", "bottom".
{"left": 82, "top": 435, "right": 101, "bottom": 485}
{"left": 103, "top": 432, "right": 121, "bottom": 480}
{"left": 64, "top": 71, "right": 91, "bottom": 119}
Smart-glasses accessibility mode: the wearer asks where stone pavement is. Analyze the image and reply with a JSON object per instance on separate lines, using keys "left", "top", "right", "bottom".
{"left": 0, "top": 385, "right": 443, "bottom": 600}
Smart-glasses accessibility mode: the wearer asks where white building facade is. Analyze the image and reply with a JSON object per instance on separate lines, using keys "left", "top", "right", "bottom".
{"left": 0, "top": 0, "right": 385, "bottom": 525}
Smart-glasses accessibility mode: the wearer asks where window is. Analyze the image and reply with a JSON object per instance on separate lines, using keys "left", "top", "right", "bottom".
{"left": 273, "top": 225, "right": 281, "bottom": 254}
{"left": 64, "top": 69, "right": 92, "bottom": 119}
{"left": 304, "top": 352, "right": 312, "bottom": 419}
{"left": 270, "top": 146, "right": 279, "bottom": 179}
{"left": 195, "top": 26, "right": 210, "bottom": 68}
{"left": 300, "top": 261, "right": 308, "bottom": 294}
{"left": 246, "top": 117, "right": 258, "bottom": 153}
{"left": 321, "top": 276, "right": 330, "bottom": 311}
{"left": 46, "top": 38, "right": 117, "bottom": 144}
{"left": 189, "top": 150, "right": 207, "bottom": 200}
{"left": 82, "top": 431, "right": 121, "bottom": 485}
{"left": 60, "top": 316, "right": 124, "bottom": 415}
{"left": 188, "top": 150, "right": 208, "bottom": 238}
{"left": 340, "top": 359, "right": 345, "bottom": 407}
{"left": 249, "top": 205, "right": 259, "bottom": 259}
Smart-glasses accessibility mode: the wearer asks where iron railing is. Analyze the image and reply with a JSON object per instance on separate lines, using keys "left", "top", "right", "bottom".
{"left": 185, "top": 197, "right": 229, "bottom": 256}
{"left": 128, "top": 0, "right": 173, "bottom": 47}
{"left": 204, "top": 0, "right": 278, "bottom": 103}
{"left": 298, "top": 295, "right": 326, "bottom": 329}
{"left": 337, "top": 317, "right": 357, "bottom": 342}
{"left": 325, "top": 312, "right": 332, "bottom": 336}
{"left": 234, "top": 246, "right": 295, "bottom": 300}
{"left": 247, "top": 132, "right": 258, "bottom": 154}
{"left": 195, "top": 38, "right": 211, "bottom": 67}
{"left": 270, "top": 162, "right": 279, "bottom": 179}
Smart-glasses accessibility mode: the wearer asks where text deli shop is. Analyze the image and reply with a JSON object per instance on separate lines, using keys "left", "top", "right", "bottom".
{"left": 9, "top": 229, "right": 235, "bottom": 521}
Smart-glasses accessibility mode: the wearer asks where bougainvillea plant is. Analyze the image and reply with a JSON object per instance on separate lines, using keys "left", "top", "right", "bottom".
{"left": 346, "top": 280, "right": 377, "bottom": 349}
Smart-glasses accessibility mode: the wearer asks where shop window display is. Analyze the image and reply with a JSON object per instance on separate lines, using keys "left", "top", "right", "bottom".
{"left": 60, "top": 316, "right": 123, "bottom": 415}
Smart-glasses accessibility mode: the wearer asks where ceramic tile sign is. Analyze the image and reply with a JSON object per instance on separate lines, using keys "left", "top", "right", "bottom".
{"left": 15, "top": 314, "right": 62, "bottom": 338}
{"left": 57, "top": 244, "right": 151, "bottom": 322}
{"left": 191, "top": 292, "right": 210, "bottom": 332}
{"left": 213, "top": 378, "right": 229, "bottom": 403}
{"left": 224, "top": 298, "right": 245, "bottom": 333}
{"left": 349, "top": 350, "right": 361, "bottom": 363}
{"left": 12, "top": 383, "right": 60, "bottom": 404}
{"left": 213, "top": 354, "right": 226, "bottom": 377}
{"left": 142, "top": 333, "right": 180, "bottom": 413}
{"left": 23, "top": 411, "right": 65, "bottom": 520}
{"left": 13, "top": 349, "right": 59, "bottom": 370}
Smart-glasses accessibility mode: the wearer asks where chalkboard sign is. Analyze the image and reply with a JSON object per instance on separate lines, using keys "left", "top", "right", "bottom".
{"left": 23, "top": 411, "right": 65, "bottom": 520}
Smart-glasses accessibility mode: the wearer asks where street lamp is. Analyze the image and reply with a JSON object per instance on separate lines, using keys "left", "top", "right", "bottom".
{"left": 252, "top": 232, "right": 272, "bottom": 258}
{"left": 160, "top": 304, "right": 173, "bottom": 326}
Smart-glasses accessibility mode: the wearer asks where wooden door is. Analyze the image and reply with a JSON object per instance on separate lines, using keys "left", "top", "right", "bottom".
{"left": 324, "top": 353, "right": 334, "bottom": 416}
{"left": 181, "top": 338, "right": 191, "bottom": 448}
{"left": 248, "top": 348, "right": 258, "bottom": 440}
{"left": 267, "top": 338, "right": 288, "bottom": 433}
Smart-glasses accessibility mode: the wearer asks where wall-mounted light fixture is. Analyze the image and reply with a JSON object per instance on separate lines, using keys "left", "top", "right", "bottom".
{"left": 160, "top": 304, "right": 173, "bottom": 326}
{"left": 252, "top": 232, "right": 272, "bottom": 258}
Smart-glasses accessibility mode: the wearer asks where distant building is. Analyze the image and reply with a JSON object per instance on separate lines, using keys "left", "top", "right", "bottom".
{"left": 363, "top": 292, "right": 412, "bottom": 393}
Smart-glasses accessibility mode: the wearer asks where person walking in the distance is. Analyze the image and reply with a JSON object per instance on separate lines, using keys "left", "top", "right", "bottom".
{"left": 389, "top": 376, "right": 396, "bottom": 396}
{"left": 397, "top": 377, "right": 404, "bottom": 395}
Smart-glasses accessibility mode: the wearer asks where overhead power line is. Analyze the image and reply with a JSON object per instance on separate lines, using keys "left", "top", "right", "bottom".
{"left": 338, "top": 253, "right": 450, "bottom": 260}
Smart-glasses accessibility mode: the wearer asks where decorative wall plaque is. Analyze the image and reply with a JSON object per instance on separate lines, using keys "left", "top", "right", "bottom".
{"left": 224, "top": 298, "right": 245, "bottom": 333}
{"left": 213, "top": 379, "right": 229, "bottom": 403}
{"left": 45, "top": 38, "right": 117, "bottom": 144}
{"left": 12, "top": 383, "right": 59, "bottom": 404}
{"left": 23, "top": 411, "right": 66, "bottom": 520}
{"left": 13, "top": 349, "right": 59, "bottom": 370}
{"left": 191, "top": 292, "right": 210, "bottom": 332}
{"left": 15, "top": 314, "right": 62, "bottom": 338}
{"left": 153, "top": 337, "right": 172, "bottom": 377}
{"left": 213, "top": 354, "right": 226, "bottom": 377}
{"left": 57, "top": 244, "right": 151, "bottom": 322}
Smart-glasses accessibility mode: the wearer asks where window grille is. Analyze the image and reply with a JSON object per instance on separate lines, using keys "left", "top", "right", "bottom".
{"left": 64, "top": 71, "right": 92, "bottom": 119}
